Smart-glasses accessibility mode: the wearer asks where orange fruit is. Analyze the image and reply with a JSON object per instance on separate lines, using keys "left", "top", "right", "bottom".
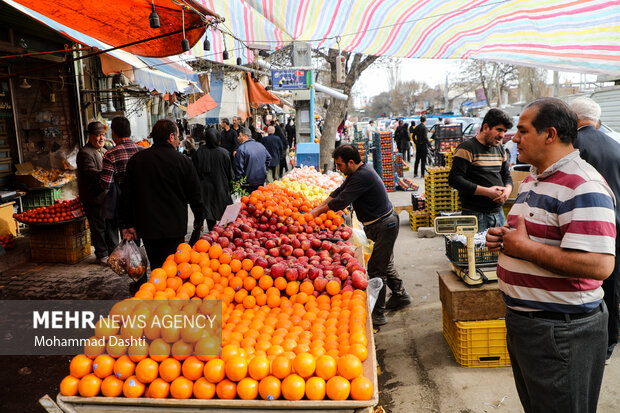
{"left": 70, "top": 354, "right": 93, "bottom": 379}
{"left": 305, "top": 376, "right": 326, "bottom": 400}
{"left": 171, "top": 340, "right": 193, "bottom": 361}
{"left": 293, "top": 352, "right": 316, "bottom": 378}
{"left": 248, "top": 355, "right": 270, "bottom": 381}
{"left": 281, "top": 374, "right": 305, "bottom": 401}
{"left": 159, "top": 358, "right": 181, "bottom": 382}
{"left": 194, "top": 337, "right": 219, "bottom": 362}
{"left": 193, "top": 239, "right": 210, "bottom": 253}
{"left": 215, "top": 378, "right": 237, "bottom": 399}
{"left": 147, "top": 377, "right": 170, "bottom": 398}
{"left": 100, "top": 375, "right": 123, "bottom": 397}
{"left": 274, "top": 277, "right": 287, "bottom": 291}
{"left": 122, "top": 375, "right": 146, "bottom": 398}
{"left": 148, "top": 338, "right": 171, "bottom": 362}
{"left": 221, "top": 344, "right": 240, "bottom": 362}
{"left": 326, "top": 280, "right": 341, "bottom": 296}
{"left": 237, "top": 377, "right": 259, "bottom": 400}
{"left": 174, "top": 248, "right": 191, "bottom": 264}
{"left": 270, "top": 356, "right": 291, "bottom": 379}
{"left": 337, "top": 354, "right": 363, "bottom": 380}
{"left": 92, "top": 354, "right": 115, "bottom": 379}
{"left": 135, "top": 358, "right": 159, "bottom": 384}
{"left": 94, "top": 317, "right": 119, "bottom": 339}
{"left": 348, "top": 343, "right": 368, "bottom": 361}
{"left": 350, "top": 376, "right": 373, "bottom": 400}
{"left": 181, "top": 356, "right": 205, "bottom": 381}
{"left": 78, "top": 373, "right": 101, "bottom": 397}
{"left": 204, "top": 358, "right": 226, "bottom": 383}
{"left": 208, "top": 244, "right": 223, "bottom": 259}
{"left": 113, "top": 355, "right": 135, "bottom": 380}
{"left": 315, "top": 355, "right": 337, "bottom": 380}
{"left": 170, "top": 376, "right": 194, "bottom": 399}
{"left": 258, "top": 375, "right": 281, "bottom": 400}
{"left": 60, "top": 375, "right": 80, "bottom": 396}
{"left": 128, "top": 340, "right": 149, "bottom": 363}
{"left": 193, "top": 377, "right": 216, "bottom": 399}
{"left": 84, "top": 335, "right": 106, "bottom": 358}
{"left": 326, "top": 376, "right": 350, "bottom": 400}
{"left": 225, "top": 355, "right": 248, "bottom": 382}
{"left": 285, "top": 281, "right": 299, "bottom": 296}
{"left": 250, "top": 266, "right": 264, "bottom": 279}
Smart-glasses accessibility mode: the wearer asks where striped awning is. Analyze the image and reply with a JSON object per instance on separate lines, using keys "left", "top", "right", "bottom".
{"left": 191, "top": 0, "right": 620, "bottom": 75}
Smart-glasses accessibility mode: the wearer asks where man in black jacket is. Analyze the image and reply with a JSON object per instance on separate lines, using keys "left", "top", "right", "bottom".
{"left": 570, "top": 97, "right": 620, "bottom": 363}
{"left": 413, "top": 116, "right": 431, "bottom": 177}
{"left": 119, "top": 119, "right": 204, "bottom": 275}
{"left": 220, "top": 118, "right": 239, "bottom": 159}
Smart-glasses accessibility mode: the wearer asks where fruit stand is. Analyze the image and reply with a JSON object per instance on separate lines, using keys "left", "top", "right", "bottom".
{"left": 49, "top": 167, "right": 379, "bottom": 412}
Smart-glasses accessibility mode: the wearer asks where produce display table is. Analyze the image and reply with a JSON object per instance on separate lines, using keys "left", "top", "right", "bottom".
{"left": 55, "top": 299, "right": 379, "bottom": 413}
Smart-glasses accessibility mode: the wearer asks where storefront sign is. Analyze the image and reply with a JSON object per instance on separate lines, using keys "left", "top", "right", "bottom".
{"left": 271, "top": 69, "right": 310, "bottom": 91}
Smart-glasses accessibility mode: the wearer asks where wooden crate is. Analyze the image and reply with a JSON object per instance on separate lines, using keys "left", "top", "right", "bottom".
{"left": 438, "top": 271, "right": 506, "bottom": 322}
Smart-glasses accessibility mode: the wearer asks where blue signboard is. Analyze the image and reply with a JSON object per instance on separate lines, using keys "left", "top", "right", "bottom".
{"left": 271, "top": 69, "right": 310, "bottom": 91}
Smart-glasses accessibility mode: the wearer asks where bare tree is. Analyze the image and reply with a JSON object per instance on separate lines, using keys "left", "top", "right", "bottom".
{"left": 457, "top": 59, "right": 518, "bottom": 108}
{"left": 517, "top": 66, "right": 547, "bottom": 103}
{"left": 313, "top": 49, "right": 379, "bottom": 167}
{"left": 367, "top": 91, "right": 393, "bottom": 119}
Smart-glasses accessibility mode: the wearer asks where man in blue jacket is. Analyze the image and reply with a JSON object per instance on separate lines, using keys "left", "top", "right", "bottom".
{"left": 261, "top": 126, "right": 283, "bottom": 182}
{"left": 234, "top": 127, "right": 271, "bottom": 194}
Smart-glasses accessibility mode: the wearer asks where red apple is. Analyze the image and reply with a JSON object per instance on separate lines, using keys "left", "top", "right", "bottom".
{"left": 310, "top": 238, "right": 322, "bottom": 249}
{"left": 280, "top": 244, "right": 293, "bottom": 257}
{"left": 271, "top": 263, "right": 286, "bottom": 278}
{"left": 285, "top": 267, "right": 299, "bottom": 282}
{"left": 313, "top": 276, "right": 328, "bottom": 292}
{"left": 265, "top": 239, "right": 277, "bottom": 250}
{"left": 292, "top": 248, "right": 305, "bottom": 258}
{"left": 305, "top": 249, "right": 317, "bottom": 258}
{"left": 351, "top": 270, "right": 368, "bottom": 290}
{"left": 269, "top": 247, "right": 280, "bottom": 257}
{"left": 333, "top": 267, "right": 349, "bottom": 281}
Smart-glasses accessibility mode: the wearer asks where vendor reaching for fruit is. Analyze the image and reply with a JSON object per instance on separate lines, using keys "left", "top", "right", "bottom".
{"left": 310, "top": 144, "right": 411, "bottom": 326}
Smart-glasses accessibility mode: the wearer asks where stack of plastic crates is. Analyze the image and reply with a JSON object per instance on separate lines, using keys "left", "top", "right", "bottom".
{"left": 22, "top": 187, "right": 62, "bottom": 210}
{"left": 395, "top": 153, "right": 403, "bottom": 177}
{"left": 372, "top": 132, "right": 395, "bottom": 192}
{"left": 408, "top": 210, "right": 429, "bottom": 231}
{"left": 425, "top": 166, "right": 455, "bottom": 223}
{"left": 29, "top": 217, "right": 91, "bottom": 264}
{"left": 353, "top": 139, "right": 368, "bottom": 163}
{"left": 411, "top": 193, "right": 426, "bottom": 211}
{"left": 451, "top": 188, "right": 461, "bottom": 211}
{"left": 444, "top": 148, "right": 456, "bottom": 169}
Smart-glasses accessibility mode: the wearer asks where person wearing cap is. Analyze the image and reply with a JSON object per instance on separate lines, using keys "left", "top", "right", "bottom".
{"left": 77, "top": 121, "right": 118, "bottom": 265}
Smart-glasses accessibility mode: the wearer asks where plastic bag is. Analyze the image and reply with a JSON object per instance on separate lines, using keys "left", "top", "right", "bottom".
{"left": 108, "top": 240, "right": 148, "bottom": 281}
{"left": 350, "top": 216, "right": 374, "bottom": 265}
{"left": 367, "top": 278, "right": 384, "bottom": 314}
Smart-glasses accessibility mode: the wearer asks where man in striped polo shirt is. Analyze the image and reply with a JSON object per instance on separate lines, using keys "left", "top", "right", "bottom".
{"left": 449, "top": 108, "right": 514, "bottom": 231}
{"left": 486, "top": 98, "right": 616, "bottom": 413}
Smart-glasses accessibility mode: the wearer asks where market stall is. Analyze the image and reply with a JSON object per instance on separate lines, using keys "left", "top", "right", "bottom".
{"left": 50, "top": 168, "right": 378, "bottom": 411}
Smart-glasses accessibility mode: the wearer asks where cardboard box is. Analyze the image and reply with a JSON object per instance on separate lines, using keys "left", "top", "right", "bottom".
{"left": 438, "top": 271, "right": 506, "bottom": 321}
{"left": 508, "top": 170, "right": 529, "bottom": 200}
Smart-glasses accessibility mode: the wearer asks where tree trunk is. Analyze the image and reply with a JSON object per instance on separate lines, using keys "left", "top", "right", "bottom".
{"left": 318, "top": 50, "right": 378, "bottom": 169}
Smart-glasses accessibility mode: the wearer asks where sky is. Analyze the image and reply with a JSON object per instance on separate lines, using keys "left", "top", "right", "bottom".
{"left": 352, "top": 58, "right": 597, "bottom": 107}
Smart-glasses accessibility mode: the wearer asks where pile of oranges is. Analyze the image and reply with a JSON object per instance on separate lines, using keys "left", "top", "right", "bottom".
{"left": 241, "top": 184, "right": 345, "bottom": 231}
{"left": 60, "top": 238, "right": 374, "bottom": 402}
{"left": 0, "top": 233, "right": 16, "bottom": 250}
{"left": 13, "top": 198, "right": 84, "bottom": 224}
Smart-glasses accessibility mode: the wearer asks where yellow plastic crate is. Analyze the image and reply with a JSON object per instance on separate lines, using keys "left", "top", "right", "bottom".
{"left": 409, "top": 210, "right": 429, "bottom": 231}
{"left": 442, "top": 308, "right": 511, "bottom": 368}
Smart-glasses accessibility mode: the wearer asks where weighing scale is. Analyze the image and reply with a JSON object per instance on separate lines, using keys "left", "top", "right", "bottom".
{"left": 434, "top": 216, "right": 498, "bottom": 287}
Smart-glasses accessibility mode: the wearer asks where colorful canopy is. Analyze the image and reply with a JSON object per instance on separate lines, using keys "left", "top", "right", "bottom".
{"left": 12, "top": 0, "right": 218, "bottom": 57}
{"left": 190, "top": 0, "right": 620, "bottom": 75}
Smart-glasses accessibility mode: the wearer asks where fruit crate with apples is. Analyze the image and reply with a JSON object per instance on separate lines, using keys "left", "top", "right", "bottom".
{"left": 394, "top": 153, "right": 403, "bottom": 177}
{"left": 408, "top": 210, "right": 429, "bottom": 231}
{"left": 442, "top": 308, "right": 510, "bottom": 368}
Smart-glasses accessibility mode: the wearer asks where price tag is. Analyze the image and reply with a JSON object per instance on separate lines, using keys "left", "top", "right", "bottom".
{"left": 71, "top": 210, "right": 84, "bottom": 218}
{"left": 219, "top": 203, "right": 242, "bottom": 226}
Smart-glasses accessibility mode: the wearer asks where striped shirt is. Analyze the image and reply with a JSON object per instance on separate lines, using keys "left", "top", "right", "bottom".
{"left": 498, "top": 151, "right": 616, "bottom": 313}
{"left": 99, "top": 138, "right": 143, "bottom": 190}
{"left": 448, "top": 138, "right": 512, "bottom": 213}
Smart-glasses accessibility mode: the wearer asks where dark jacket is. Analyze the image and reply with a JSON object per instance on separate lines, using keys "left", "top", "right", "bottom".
{"left": 261, "top": 134, "right": 283, "bottom": 167}
{"left": 220, "top": 128, "right": 239, "bottom": 154}
{"left": 76, "top": 143, "right": 106, "bottom": 206}
{"left": 233, "top": 139, "right": 271, "bottom": 186}
{"left": 119, "top": 142, "right": 204, "bottom": 239}
{"left": 413, "top": 123, "right": 430, "bottom": 153}
{"left": 192, "top": 145, "right": 233, "bottom": 222}
{"left": 574, "top": 125, "right": 620, "bottom": 228}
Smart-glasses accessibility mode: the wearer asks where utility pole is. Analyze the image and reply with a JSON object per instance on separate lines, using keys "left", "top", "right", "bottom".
{"left": 291, "top": 42, "right": 314, "bottom": 144}
{"left": 553, "top": 71, "right": 559, "bottom": 97}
